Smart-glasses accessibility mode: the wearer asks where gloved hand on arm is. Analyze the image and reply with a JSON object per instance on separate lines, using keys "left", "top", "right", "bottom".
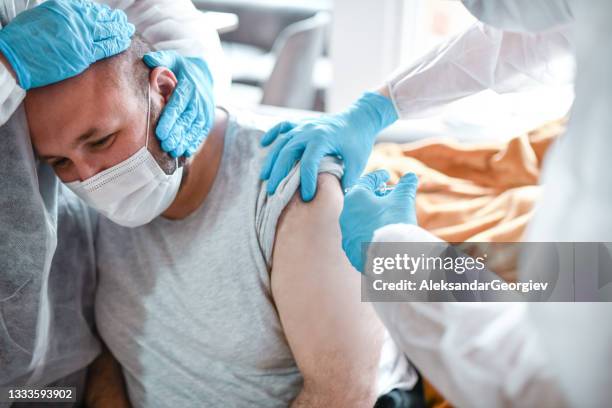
{"left": 0, "top": 0, "right": 135, "bottom": 89}
{"left": 339, "top": 170, "right": 418, "bottom": 273}
{"left": 260, "top": 91, "right": 398, "bottom": 201}
{"left": 144, "top": 51, "right": 215, "bottom": 158}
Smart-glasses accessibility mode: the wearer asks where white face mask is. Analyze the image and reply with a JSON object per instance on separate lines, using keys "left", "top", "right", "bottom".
{"left": 66, "top": 85, "right": 184, "bottom": 227}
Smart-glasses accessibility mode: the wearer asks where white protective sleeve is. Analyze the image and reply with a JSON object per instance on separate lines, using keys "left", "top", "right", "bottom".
{"left": 99, "top": 0, "right": 231, "bottom": 103}
{"left": 387, "top": 22, "right": 574, "bottom": 119}
{"left": 369, "top": 224, "right": 566, "bottom": 408}
{"left": 0, "top": 61, "right": 24, "bottom": 125}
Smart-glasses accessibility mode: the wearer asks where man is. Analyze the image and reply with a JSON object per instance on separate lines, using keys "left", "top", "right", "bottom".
{"left": 24, "top": 38, "right": 416, "bottom": 407}
{"left": 0, "top": 0, "right": 227, "bottom": 396}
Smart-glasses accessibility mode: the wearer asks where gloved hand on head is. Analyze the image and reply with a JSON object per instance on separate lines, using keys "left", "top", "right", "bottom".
{"left": 1, "top": 0, "right": 218, "bottom": 160}
{"left": 144, "top": 51, "right": 215, "bottom": 158}
{"left": 339, "top": 170, "right": 418, "bottom": 273}
{"left": 0, "top": 0, "right": 135, "bottom": 90}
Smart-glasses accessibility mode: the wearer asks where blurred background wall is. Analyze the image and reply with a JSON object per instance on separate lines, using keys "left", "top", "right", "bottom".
{"left": 194, "top": 0, "right": 573, "bottom": 143}
{"left": 194, "top": 0, "right": 475, "bottom": 112}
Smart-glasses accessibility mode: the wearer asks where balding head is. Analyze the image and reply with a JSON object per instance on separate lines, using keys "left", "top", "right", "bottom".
{"left": 106, "top": 36, "right": 152, "bottom": 101}
{"left": 25, "top": 37, "right": 178, "bottom": 182}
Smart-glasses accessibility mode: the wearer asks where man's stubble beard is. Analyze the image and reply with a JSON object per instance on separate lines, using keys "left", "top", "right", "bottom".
{"left": 145, "top": 94, "right": 182, "bottom": 175}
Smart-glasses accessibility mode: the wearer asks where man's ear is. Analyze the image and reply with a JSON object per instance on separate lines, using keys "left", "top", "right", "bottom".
{"left": 149, "top": 67, "right": 177, "bottom": 104}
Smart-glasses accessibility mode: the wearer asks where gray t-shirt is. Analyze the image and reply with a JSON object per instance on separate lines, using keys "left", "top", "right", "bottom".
{"left": 95, "top": 111, "right": 416, "bottom": 408}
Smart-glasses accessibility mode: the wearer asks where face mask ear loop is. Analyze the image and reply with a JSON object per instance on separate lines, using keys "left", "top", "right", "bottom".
{"left": 145, "top": 83, "right": 151, "bottom": 150}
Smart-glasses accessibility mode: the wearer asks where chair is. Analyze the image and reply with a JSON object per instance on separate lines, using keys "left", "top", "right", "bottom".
{"left": 261, "top": 12, "right": 330, "bottom": 109}
{"left": 229, "top": 12, "right": 331, "bottom": 110}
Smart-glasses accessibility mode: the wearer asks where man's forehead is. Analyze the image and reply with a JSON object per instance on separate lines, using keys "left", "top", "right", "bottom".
{"left": 25, "top": 62, "right": 127, "bottom": 144}
{"left": 29, "top": 61, "right": 117, "bottom": 104}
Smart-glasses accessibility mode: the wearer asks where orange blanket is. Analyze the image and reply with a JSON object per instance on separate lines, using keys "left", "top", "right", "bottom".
{"left": 366, "top": 120, "right": 565, "bottom": 243}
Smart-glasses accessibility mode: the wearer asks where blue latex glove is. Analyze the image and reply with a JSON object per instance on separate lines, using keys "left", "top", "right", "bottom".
{"left": 0, "top": 0, "right": 135, "bottom": 90}
{"left": 144, "top": 51, "right": 215, "bottom": 158}
{"left": 260, "top": 92, "right": 398, "bottom": 201}
{"left": 340, "top": 170, "right": 418, "bottom": 273}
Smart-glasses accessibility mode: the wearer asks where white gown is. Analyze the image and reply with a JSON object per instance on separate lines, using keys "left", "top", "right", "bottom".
{"left": 372, "top": 0, "right": 612, "bottom": 407}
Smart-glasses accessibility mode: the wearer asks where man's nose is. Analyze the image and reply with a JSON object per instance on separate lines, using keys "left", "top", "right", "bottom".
{"left": 74, "top": 157, "right": 113, "bottom": 181}
{"left": 75, "top": 162, "right": 101, "bottom": 181}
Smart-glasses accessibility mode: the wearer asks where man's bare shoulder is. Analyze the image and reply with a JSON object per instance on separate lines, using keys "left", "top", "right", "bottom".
{"left": 276, "top": 173, "right": 343, "bottom": 236}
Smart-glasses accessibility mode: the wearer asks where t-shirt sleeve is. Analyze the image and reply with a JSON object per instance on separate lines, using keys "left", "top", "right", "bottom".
{"left": 255, "top": 156, "right": 344, "bottom": 267}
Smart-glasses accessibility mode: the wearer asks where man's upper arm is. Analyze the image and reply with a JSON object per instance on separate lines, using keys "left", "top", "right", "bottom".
{"left": 271, "top": 174, "right": 385, "bottom": 406}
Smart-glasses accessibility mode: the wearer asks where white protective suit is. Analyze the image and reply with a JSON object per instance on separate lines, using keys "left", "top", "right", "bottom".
{"left": 0, "top": 0, "right": 229, "bottom": 398}
{"left": 371, "top": 1, "right": 612, "bottom": 407}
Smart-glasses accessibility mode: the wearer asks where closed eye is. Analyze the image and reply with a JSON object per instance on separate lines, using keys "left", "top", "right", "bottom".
{"left": 89, "top": 133, "right": 116, "bottom": 150}
{"left": 51, "top": 157, "right": 71, "bottom": 170}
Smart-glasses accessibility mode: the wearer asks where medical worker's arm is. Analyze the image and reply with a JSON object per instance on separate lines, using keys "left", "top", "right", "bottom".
{"left": 369, "top": 224, "right": 566, "bottom": 408}
{"left": 262, "top": 22, "right": 573, "bottom": 200}
{"left": 341, "top": 172, "right": 564, "bottom": 407}
{"left": 98, "top": 0, "right": 230, "bottom": 157}
{"left": 0, "top": 55, "right": 23, "bottom": 125}
{"left": 386, "top": 22, "right": 573, "bottom": 118}
{"left": 271, "top": 174, "right": 385, "bottom": 407}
